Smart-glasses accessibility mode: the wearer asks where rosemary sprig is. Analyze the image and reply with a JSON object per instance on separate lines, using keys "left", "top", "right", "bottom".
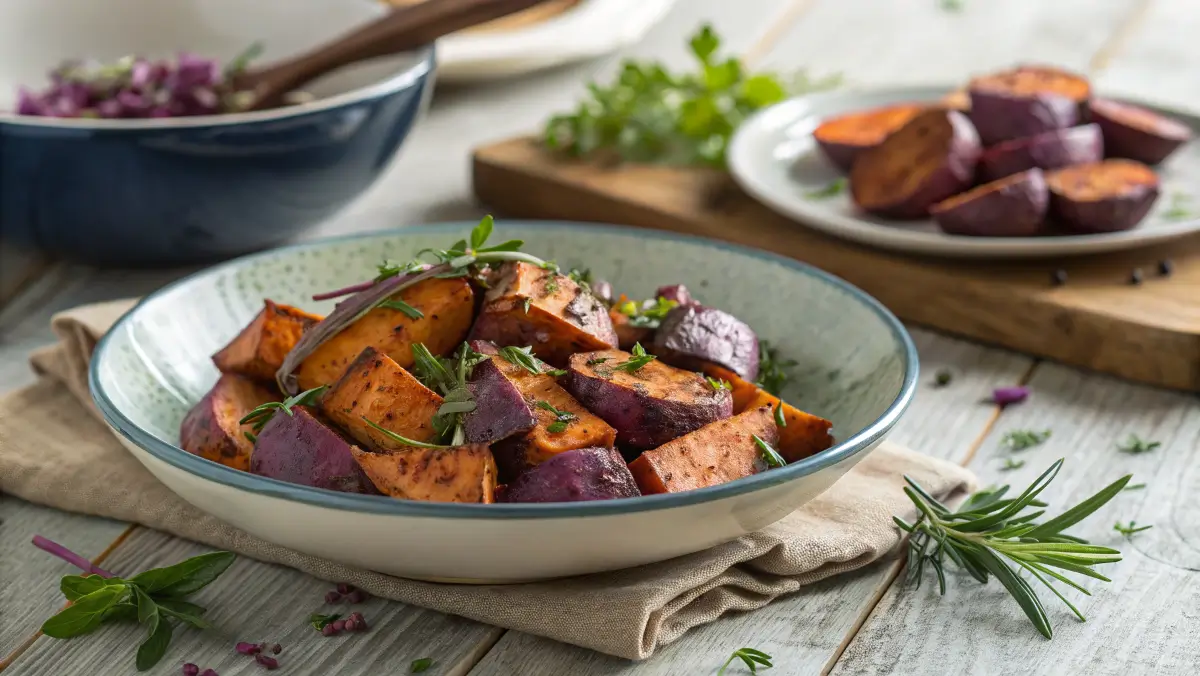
{"left": 753, "top": 435, "right": 786, "bottom": 468}
{"left": 755, "top": 340, "right": 796, "bottom": 396}
{"left": 362, "top": 418, "right": 449, "bottom": 449}
{"left": 1001, "top": 458, "right": 1026, "bottom": 471}
{"left": 612, "top": 343, "right": 657, "bottom": 373}
{"left": 897, "top": 460, "right": 1128, "bottom": 638}
{"left": 1113, "top": 521, "right": 1152, "bottom": 537}
{"left": 537, "top": 401, "right": 577, "bottom": 433}
{"left": 498, "top": 345, "right": 566, "bottom": 376}
{"left": 773, "top": 402, "right": 787, "bottom": 427}
{"left": 617, "top": 296, "right": 678, "bottom": 329}
{"left": 377, "top": 298, "right": 424, "bottom": 320}
{"left": 717, "top": 647, "right": 773, "bottom": 675}
{"left": 1117, "top": 434, "right": 1160, "bottom": 454}
{"left": 1001, "top": 429, "right": 1052, "bottom": 451}
{"left": 238, "top": 385, "right": 329, "bottom": 433}
{"left": 409, "top": 343, "right": 488, "bottom": 445}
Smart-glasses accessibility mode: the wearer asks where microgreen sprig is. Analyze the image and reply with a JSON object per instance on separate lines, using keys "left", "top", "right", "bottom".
{"left": 717, "top": 647, "right": 773, "bottom": 675}
{"left": 617, "top": 296, "right": 678, "bottom": 329}
{"left": 896, "top": 460, "right": 1128, "bottom": 638}
{"left": 755, "top": 340, "right": 796, "bottom": 396}
{"left": 1117, "top": 434, "right": 1160, "bottom": 454}
{"left": 239, "top": 385, "right": 329, "bottom": 433}
{"left": 707, "top": 376, "right": 732, "bottom": 392}
{"left": 498, "top": 345, "right": 566, "bottom": 377}
{"left": 612, "top": 343, "right": 657, "bottom": 373}
{"left": 537, "top": 400, "right": 577, "bottom": 433}
{"left": 33, "top": 536, "right": 233, "bottom": 671}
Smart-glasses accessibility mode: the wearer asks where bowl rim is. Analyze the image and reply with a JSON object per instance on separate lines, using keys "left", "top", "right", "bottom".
{"left": 0, "top": 44, "right": 435, "bottom": 130}
{"left": 89, "top": 220, "right": 919, "bottom": 519}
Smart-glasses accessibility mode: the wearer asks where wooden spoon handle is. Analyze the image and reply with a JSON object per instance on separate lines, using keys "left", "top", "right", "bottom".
{"left": 246, "top": 0, "right": 554, "bottom": 107}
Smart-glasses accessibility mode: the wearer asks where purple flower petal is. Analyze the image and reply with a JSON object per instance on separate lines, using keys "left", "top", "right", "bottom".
{"left": 992, "top": 386, "right": 1029, "bottom": 406}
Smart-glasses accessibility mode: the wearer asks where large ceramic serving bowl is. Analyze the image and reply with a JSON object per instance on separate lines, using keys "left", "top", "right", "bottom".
{"left": 89, "top": 221, "right": 918, "bottom": 583}
{"left": 0, "top": 0, "right": 434, "bottom": 266}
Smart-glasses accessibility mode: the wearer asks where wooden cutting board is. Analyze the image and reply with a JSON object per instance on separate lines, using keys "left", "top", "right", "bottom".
{"left": 472, "top": 137, "right": 1200, "bottom": 393}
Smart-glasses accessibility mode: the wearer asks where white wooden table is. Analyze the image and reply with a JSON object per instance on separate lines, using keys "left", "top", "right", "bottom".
{"left": 2, "top": 1, "right": 1198, "bottom": 674}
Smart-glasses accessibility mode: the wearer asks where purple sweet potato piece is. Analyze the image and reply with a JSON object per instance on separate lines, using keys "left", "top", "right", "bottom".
{"left": 653, "top": 305, "right": 760, "bottom": 381}
{"left": 496, "top": 447, "right": 640, "bottom": 503}
{"left": 1045, "top": 159, "right": 1161, "bottom": 233}
{"left": 564, "top": 348, "right": 733, "bottom": 450}
{"left": 654, "top": 284, "right": 697, "bottom": 307}
{"left": 179, "top": 373, "right": 277, "bottom": 472}
{"left": 813, "top": 103, "right": 928, "bottom": 172}
{"left": 464, "top": 358, "right": 539, "bottom": 445}
{"left": 931, "top": 169, "right": 1049, "bottom": 237}
{"left": 850, "top": 109, "right": 981, "bottom": 219}
{"left": 1089, "top": 98, "right": 1193, "bottom": 165}
{"left": 978, "top": 124, "right": 1104, "bottom": 181}
{"left": 250, "top": 407, "right": 379, "bottom": 494}
{"left": 967, "top": 65, "right": 1090, "bottom": 145}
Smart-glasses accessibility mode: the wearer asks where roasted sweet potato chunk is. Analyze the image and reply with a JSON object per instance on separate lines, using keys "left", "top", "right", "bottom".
{"left": 699, "top": 363, "right": 834, "bottom": 463}
{"left": 496, "top": 447, "right": 640, "bottom": 503}
{"left": 321, "top": 347, "right": 443, "bottom": 451}
{"left": 967, "top": 65, "right": 1090, "bottom": 145}
{"left": 295, "top": 277, "right": 475, "bottom": 391}
{"left": 250, "top": 407, "right": 380, "bottom": 494}
{"left": 464, "top": 357, "right": 539, "bottom": 445}
{"left": 211, "top": 300, "right": 322, "bottom": 383}
{"left": 609, "top": 306, "right": 652, "bottom": 351}
{"left": 479, "top": 349, "right": 617, "bottom": 481}
{"left": 1045, "top": 160, "right": 1160, "bottom": 233}
{"left": 813, "top": 103, "right": 927, "bottom": 172}
{"left": 629, "top": 405, "right": 780, "bottom": 495}
{"left": 469, "top": 261, "right": 617, "bottom": 366}
{"left": 1089, "top": 98, "right": 1193, "bottom": 165}
{"left": 351, "top": 444, "right": 496, "bottom": 503}
{"left": 179, "top": 373, "right": 277, "bottom": 471}
{"left": 565, "top": 348, "right": 732, "bottom": 450}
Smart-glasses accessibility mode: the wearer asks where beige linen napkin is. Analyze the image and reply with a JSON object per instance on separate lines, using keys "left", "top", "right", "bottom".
{"left": 0, "top": 300, "right": 977, "bottom": 660}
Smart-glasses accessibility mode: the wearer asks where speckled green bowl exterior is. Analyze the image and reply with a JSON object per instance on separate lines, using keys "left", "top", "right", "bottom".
{"left": 90, "top": 221, "right": 917, "bottom": 582}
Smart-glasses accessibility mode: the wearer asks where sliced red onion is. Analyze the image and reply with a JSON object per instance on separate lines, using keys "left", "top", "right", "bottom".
{"left": 992, "top": 386, "right": 1029, "bottom": 406}
{"left": 32, "top": 535, "right": 113, "bottom": 578}
{"left": 276, "top": 264, "right": 452, "bottom": 394}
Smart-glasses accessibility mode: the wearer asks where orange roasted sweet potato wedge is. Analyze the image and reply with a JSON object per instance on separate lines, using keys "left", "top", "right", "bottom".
{"left": 351, "top": 444, "right": 496, "bottom": 503}
{"left": 211, "top": 300, "right": 322, "bottom": 384}
{"left": 321, "top": 347, "right": 443, "bottom": 450}
{"left": 700, "top": 363, "right": 833, "bottom": 463}
{"left": 629, "top": 405, "right": 780, "bottom": 495}
{"left": 469, "top": 261, "right": 617, "bottom": 366}
{"left": 179, "top": 373, "right": 277, "bottom": 471}
{"left": 295, "top": 277, "right": 475, "bottom": 391}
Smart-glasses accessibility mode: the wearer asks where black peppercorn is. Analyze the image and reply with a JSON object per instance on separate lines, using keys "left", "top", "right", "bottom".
{"left": 1158, "top": 259, "right": 1174, "bottom": 277}
{"left": 1051, "top": 269, "right": 1068, "bottom": 286}
{"left": 1129, "top": 268, "right": 1144, "bottom": 285}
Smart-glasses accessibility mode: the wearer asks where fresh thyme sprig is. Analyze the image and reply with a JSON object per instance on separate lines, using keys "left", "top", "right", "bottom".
{"left": 537, "top": 401, "right": 577, "bottom": 433}
{"left": 612, "top": 343, "right": 657, "bottom": 373}
{"left": 1117, "top": 434, "right": 1160, "bottom": 454}
{"left": 717, "top": 647, "right": 773, "bottom": 675}
{"left": 409, "top": 343, "right": 489, "bottom": 445}
{"left": 239, "top": 385, "right": 329, "bottom": 433}
{"left": 498, "top": 345, "right": 566, "bottom": 376}
{"left": 1001, "top": 429, "right": 1052, "bottom": 451}
{"left": 897, "top": 460, "right": 1129, "bottom": 638}
{"left": 755, "top": 340, "right": 796, "bottom": 396}
{"left": 617, "top": 296, "right": 678, "bottom": 329}
{"left": 1113, "top": 521, "right": 1152, "bottom": 537}
{"left": 542, "top": 24, "right": 838, "bottom": 167}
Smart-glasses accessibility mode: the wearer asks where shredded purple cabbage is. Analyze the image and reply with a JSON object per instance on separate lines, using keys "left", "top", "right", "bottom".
{"left": 14, "top": 46, "right": 260, "bottom": 119}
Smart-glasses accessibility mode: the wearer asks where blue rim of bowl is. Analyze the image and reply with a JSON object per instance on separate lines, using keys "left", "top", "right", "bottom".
{"left": 89, "top": 220, "right": 919, "bottom": 519}
{"left": 0, "top": 44, "right": 435, "bottom": 130}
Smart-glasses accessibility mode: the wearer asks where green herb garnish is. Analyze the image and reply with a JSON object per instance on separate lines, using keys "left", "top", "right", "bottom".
{"left": 1001, "top": 458, "right": 1025, "bottom": 471}
{"left": 243, "top": 431, "right": 257, "bottom": 444}
{"left": 1117, "top": 434, "right": 1160, "bottom": 454}
{"left": 586, "top": 357, "right": 609, "bottom": 366}
{"left": 717, "top": 647, "right": 773, "bottom": 675}
{"left": 544, "top": 277, "right": 560, "bottom": 295}
{"left": 753, "top": 435, "right": 785, "bottom": 468}
{"left": 498, "top": 345, "right": 565, "bottom": 376}
{"left": 411, "top": 657, "right": 434, "bottom": 673}
{"left": 1001, "top": 429, "right": 1052, "bottom": 451}
{"left": 567, "top": 268, "right": 593, "bottom": 294}
{"left": 1123, "top": 483, "right": 1146, "bottom": 491}
{"left": 543, "top": 24, "right": 838, "bottom": 167}
{"left": 804, "top": 178, "right": 846, "bottom": 199}
{"left": 1114, "top": 521, "right": 1152, "bottom": 537}
{"left": 41, "top": 551, "right": 234, "bottom": 671}
{"left": 754, "top": 340, "right": 796, "bottom": 396}
{"left": 378, "top": 298, "right": 424, "bottom": 320}
{"left": 933, "top": 369, "right": 953, "bottom": 387}
{"left": 362, "top": 418, "right": 449, "bottom": 449}
{"left": 1161, "top": 192, "right": 1192, "bottom": 221}
{"left": 537, "top": 400, "right": 577, "bottom": 434}
{"left": 239, "top": 385, "right": 329, "bottom": 433}
{"left": 897, "top": 460, "right": 1128, "bottom": 638}
{"left": 706, "top": 376, "right": 731, "bottom": 391}
{"left": 409, "top": 343, "right": 489, "bottom": 444}
{"left": 618, "top": 296, "right": 678, "bottom": 329}
{"left": 612, "top": 343, "right": 657, "bottom": 373}
{"left": 224, "top": 41, "right": 265, "bottom": 77}
{"left": 939, "top": 0, "right": 965, "bottom": 11}
{"left": 309, "top": 612, "right": 342, "bottom": 630}
{"left": 773, "top": 402, "right": 787, "bottom": 427}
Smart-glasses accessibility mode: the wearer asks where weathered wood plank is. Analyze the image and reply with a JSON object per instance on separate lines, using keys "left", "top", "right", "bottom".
{"left": 760, "top": 0, "right": 1142, "bottom": 85}
{"left": 0, "top": 499, "right": 129, "bottom": 658}
{"left": 830, "top": 362, "right": 1200, "bottom": 675}
{"left": 468, "top": 329, "right": 1033, "bottom": 676}
{"left": 5, "top": 527, "right": 504, "bottom": 676}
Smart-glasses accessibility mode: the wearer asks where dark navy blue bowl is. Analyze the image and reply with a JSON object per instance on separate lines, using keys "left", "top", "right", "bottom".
{"left": 0, "top": 46, "right": 435, "bottom": 266}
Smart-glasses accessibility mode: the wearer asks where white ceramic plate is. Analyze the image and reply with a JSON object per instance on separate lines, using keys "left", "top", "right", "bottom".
{"left": 432, "top": 0, "right": 677, "bottom": 82}
{"left": 728, "top": 85, "right": 1200, "bottom": 259}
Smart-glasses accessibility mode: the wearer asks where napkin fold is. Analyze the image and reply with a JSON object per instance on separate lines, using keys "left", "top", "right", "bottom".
{"left": 0, "top": 300, "right": 976, "bottom": 660}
